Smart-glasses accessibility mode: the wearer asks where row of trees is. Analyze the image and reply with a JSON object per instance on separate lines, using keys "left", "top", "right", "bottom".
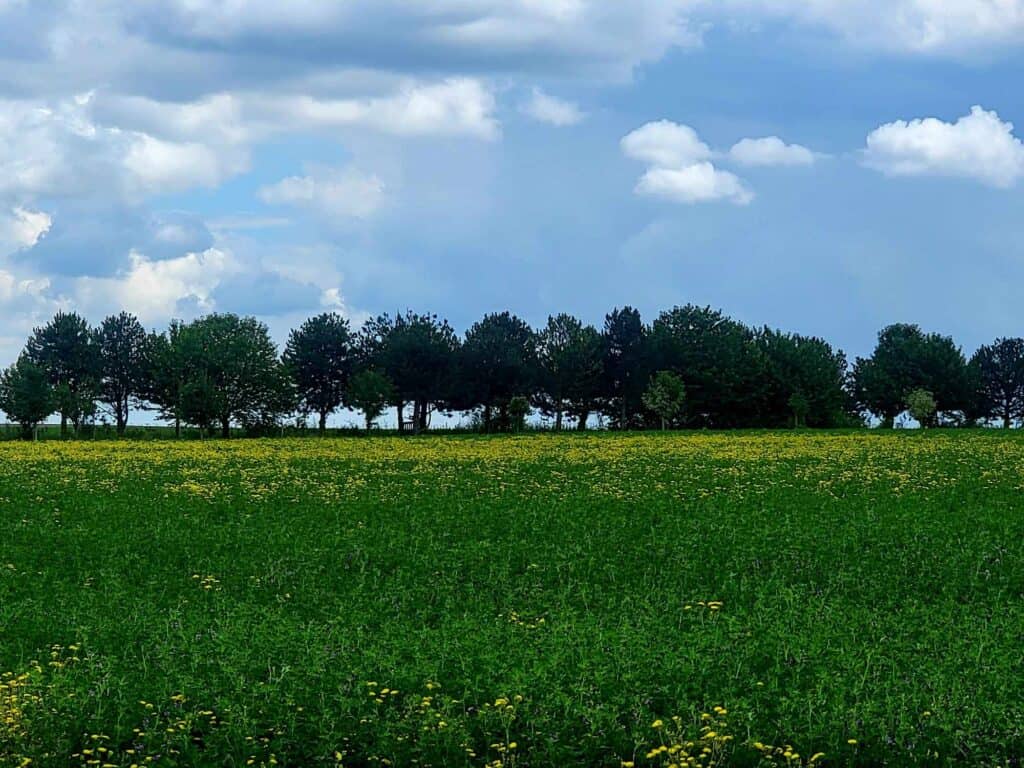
{"left": 0, "top": 306, "right": 1021, "bottom": 438}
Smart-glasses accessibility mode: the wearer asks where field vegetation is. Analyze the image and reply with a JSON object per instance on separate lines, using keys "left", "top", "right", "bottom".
{"left": 3, "top": 431, "right": 1023, "bottom": 766}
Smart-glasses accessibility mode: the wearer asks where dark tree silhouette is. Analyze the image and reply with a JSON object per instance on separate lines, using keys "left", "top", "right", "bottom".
{"left": 24, "top": 311, "right": 97, "bottom": 436}
{"left": 95, "top": 312, "right": 149, "bottom": 435}
{"left": 284, "top": 312, "right": 354, "bottom": 435}
{"left": 461, "top": 312, "right": 537, "bottom": 432}
{"left": 970, "top": 338, "right": 1024, "bottom": 428}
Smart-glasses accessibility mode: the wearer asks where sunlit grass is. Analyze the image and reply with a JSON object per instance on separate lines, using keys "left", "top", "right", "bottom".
{"left": 2, "top": 431, "right": 1023, "bottom": 766}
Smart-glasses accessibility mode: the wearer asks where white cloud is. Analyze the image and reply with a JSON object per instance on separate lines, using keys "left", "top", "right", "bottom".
{"left": 621, "top": 120, "right": 712, "bottom": 168}
{"left": 863, "top": 105, "right": 1024, "bottom": 187}
{"left": 520, "top": 88, "right": 585, "bottom": 126}
{"left": 117, "top": 1, "right": 698, "bottom": 81}
{"left": 123, "top": 134, "right": 248, "bottom": 195}
{"left": 72, "top": 248, "right": 235, "bottom": 324}
{"left": 260, "top": 168, "right": 385, "bottom": 219}
{"left": 700, "top": 0, "right": 1024, "bottom": 54}
{"left": 0, "top": 207, "right": 52, "bottom": 253}
{"left": 263, "top": 79, "right": 500, "bottom": 140}
{"left": 621, "top": 120, "right": 754, "bottom": 205}
{"left": 635, "top": 163, "right": 754, "bottom": 204}
{"left": 0, "top": 93, "right": 250, "bottom": 204}
{"left": 729, "top": 136, "right": 818, "bottom": 166}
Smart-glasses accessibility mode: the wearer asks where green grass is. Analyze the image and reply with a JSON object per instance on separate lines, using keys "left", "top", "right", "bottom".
{"left": 2, "top": 431, "right": 1023, "bottom": 767}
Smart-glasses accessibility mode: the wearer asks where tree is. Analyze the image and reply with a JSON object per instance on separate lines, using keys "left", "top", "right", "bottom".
{"left": 359, "top": 311, "right": 459, "bottom": 433}
{"left": 642, "top": 370, "right": 686, "bottom": 430}
{"left": 907, "top": 388, "right": 937, "bottom": 428}
{"left": 284, "top": 313, "right": 354, "bottom": 435}
{"left": 95, "top": 312, "right": 148, "bottom": 435}
{"left": 601, "top": 307, "right": 647, "bottom": 429}
{"left": 0, "top": 356, "right": 55, "bottom": 440}
{"left": 25, "top": 311, "right": 97, "bottom": 436}
{"left": 179, "top": 372, "right": 220, "bottom": 438}
{"left": 175, "top": 314, "right": 292, "bottom": 438}
{"left": 347, "top": 369, "right": 394, "bottom": 432}
{"left": 853, "top": 324, "right": 972, "bottom": 427}
{"left": 648, "top": 305, "right": 763, "bottom": 428}
{"left": 758, "top": 329, "right": 848, "bottom": 428}
{"left": 535, "top": 314, "right": 603, "bottom": 431}
{"left": 460, "top": 312, "right": 538, "bottom": 432}
{"left": 143, "top": 323, "right": 188, "bottom": 438}
{"left": 970, "top": 338, "right": 1024, "bottom": 428}
{"left": 507, "top": 395, "right": 531, "bottom": 432}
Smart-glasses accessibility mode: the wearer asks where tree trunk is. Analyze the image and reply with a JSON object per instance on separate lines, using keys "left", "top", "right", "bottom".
{"left": 319, "top": 410, "right": 328, "bottom": 435}
{"left": 417, "top": 400, "right": 429, "bottom": 433}
{"left": 366, "top": 413, "right": 373, "bottom": 433}
{"left": 619, "top": 398, "right": 626, "bottom": 431}
{"left": 116, "top": 401, "right": 127, "bottom": 437}
{"left": 661, "top": 416, "right": 666, "bottom": 431}
{"left": 221, "top": 417, "right": 230, "bottom": 439}
{"left": 576, "top": 411, "right": 588, "bottom": 431}
{"left": 396, "top": 401, "right": 405, "bottom": 432}
{"left": 60, "top": 413, "right": 68, "bottom": 438}
{"left": 1004, "top": 408, "right": 1011, "bottom": 429}
{"left": 555, "top": 410, "right": 562, "bottom": 431}
{"left": 483, "top": 404, "right": 492, "bottom": 433}
{"left": 175, "top": 417, "right": 181, "bottom": 439}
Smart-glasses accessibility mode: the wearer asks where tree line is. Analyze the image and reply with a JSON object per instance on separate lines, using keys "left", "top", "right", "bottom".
{"left": 0, "top": 305, "right": 1021, "bottom": 438}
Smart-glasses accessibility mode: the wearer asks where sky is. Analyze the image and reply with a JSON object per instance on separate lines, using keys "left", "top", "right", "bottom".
{"left": 3, "top": 1, "right": 1024, "bottom": 367}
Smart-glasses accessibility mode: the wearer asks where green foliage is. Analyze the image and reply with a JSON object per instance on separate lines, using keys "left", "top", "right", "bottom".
{"left": 649, "top": 305, "right": 764, "bottom": 428}
{"left": 24, "top": 310, "right": 97, "bottom": 436}
{"left": 507, "top": 394, "right": 531, "bottom": 431}
{"left": 174, "top": 314, "right": 293, "bottom": 437}
{"left": 970, "top": 337, "right": 1024, "bottom": 427}
{"left": 535, "top": 313, "right": 603, "bottom": 430}
{"left": 359, "top": 311, "right": 459, "bottom": 432}
{"left": 906, "top": 388, "right": 937, "bottom": 428}
{"left": 346, "top": 369, "right": 394, "bottom": 431}
{"left": 94, "top": 312, "right": 149, "bottom": 435}
{"left": 602, "top": 306, "right": 648, "bottom": 429}
{"left": 284, "top": 312, "right": 354, "bottom": 433}
{"left": 0, "top": 356, "right": 55, "bottom": 438}
{"left": 853, "top": 324, "right": 972, "bottom": 427}
{"left": 758, "top": 328, "right": 848, "bottom": 428}
{"left": 642, "top": 370, "right": 686, "bottom": 429}
{"left": 4, "top": 432, "right": 1024, "bottom": 766}
{"left": 461, "top": 312, "right": 537, "bottom": 431}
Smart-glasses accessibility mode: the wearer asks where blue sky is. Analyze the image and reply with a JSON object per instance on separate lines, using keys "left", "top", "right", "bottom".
{"left": 3, "top": 1, "right": 1024, "bottom": 365}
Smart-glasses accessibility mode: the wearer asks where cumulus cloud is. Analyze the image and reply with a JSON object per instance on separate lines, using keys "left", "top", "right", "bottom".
{"left": 621, "top": 120, "right": 712, "bottom": 168}
{"left": 635, "top": 163, "right": 754, "bottom": 204}
{"left": 521, "top": 88, "right": 585, "bottom": 126}
{"left": 863, "top": 105, "right": 1024, "bottom": 187}
{"left": 621, "top": 120, "right": 754, "bottom": 205}
{"left": 729, "top": 136, "right": 818, "bottom": 166}
{"left": 0, "top": 93, "right": 250, "bottom": 204}
{"left": 260, "top": 168, "right": 385, "bottom": 220}
{"left": 71, "top": 248, "right": 235, "bottom": 324}
{"left": 0, "top": 207, "right": 51, "bottom": 254}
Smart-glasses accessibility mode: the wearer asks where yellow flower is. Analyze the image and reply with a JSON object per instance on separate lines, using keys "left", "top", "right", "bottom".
{"left": 652, "top": 719, "right": 664, "bottom": 729}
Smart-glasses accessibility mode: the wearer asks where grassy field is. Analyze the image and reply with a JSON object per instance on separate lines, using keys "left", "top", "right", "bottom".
{"left": 2, "top": 432, "right": 1024, "bottom": 767}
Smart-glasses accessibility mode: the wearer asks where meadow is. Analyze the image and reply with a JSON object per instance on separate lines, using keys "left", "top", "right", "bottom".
{"left": 2, "top": 432, "right": 1023, "bottom": 767}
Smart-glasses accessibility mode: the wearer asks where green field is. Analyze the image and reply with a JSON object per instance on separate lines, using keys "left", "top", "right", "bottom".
{"left": 2, "top": 432, "right": 1023, "bottom": 767}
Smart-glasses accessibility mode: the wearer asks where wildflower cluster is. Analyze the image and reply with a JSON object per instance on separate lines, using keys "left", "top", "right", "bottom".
{"left": 70, "top": 695, "right": 223, "bottom": 768}
{"left": 351, "top": 681, "right": 525, "bottom": 768}
{"left": 1, "top": 645, "right": 79, "bottom": 766}
{"left": 626, "top": 707, "right": 735, "bottom": 768}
